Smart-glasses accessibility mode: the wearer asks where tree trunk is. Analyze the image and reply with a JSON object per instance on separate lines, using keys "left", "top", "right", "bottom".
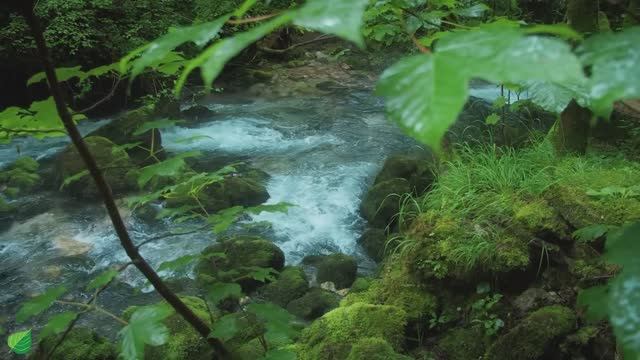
{"left": 552, "top": 0, "right": 598, "bottom": 155}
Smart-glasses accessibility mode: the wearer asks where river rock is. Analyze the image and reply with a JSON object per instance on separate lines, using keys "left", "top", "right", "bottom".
{"left": 303, "top": 253, "right": 358, "bottom": 289}
{"left": 360, "top": 178, "right": 410, "bottom": 228}
{"left": 260, "top": 266, "right": 309, "bottom": 307}
{"left": 286, "top": 287, "right": 340, "bottom": 320}
{"left": 181, "top": 104, "right": 215, "bottom": 121}
{"left": 357, "top": 228, "right": 387, "bottom": 262}
{"left": 512, "top": 288, "right": 558, "bottom": 315}
{"left": 374, "top": 152, "right": 436, "bottom": 195}
{"left": 196, "top": 235, "right": 285, "bottom": 292}
{"left": 88, "top": 105, "right": 163, "bottom": 166}
{"left": 0, "top": 157, "right": 41, "bottom": 197}
{"left": 54, "top": 236, "right": 93, "bottom": 257}
{"left": 56, "top": 136, "right": 138, "bottom": 199}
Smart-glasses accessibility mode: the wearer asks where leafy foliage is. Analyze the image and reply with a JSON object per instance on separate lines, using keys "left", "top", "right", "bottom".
{"left": 16, "top": 286, "right": 66, "bottom": 323}
{"left": 0, "top": 98, "right": 85, "bottom": 140}
{"left": 118, "top": 303, "right": 174, "bottom": 360}
{"left": 7, "top": 329, "right": 32, "bottom": 355}
{"left": 86, "top": 268, "right": 120, "bottom": 291}
{"left": 39, "top": 312, "right": 78, "bottom": 340}
{"left": 294, "top": 0, "right": 369, "bottom": 47}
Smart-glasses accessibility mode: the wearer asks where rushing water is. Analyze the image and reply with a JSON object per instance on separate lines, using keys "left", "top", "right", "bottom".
{"left": 0, "top": 87, "right": 504, "bottom": 340}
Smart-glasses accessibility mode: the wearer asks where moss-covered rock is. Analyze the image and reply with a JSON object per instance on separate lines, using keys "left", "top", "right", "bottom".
{"left": 123, "top": 296, "right": 215, "bottom": 360}
{"left": 57, "top": 136, "right": 138, "bottom": 199}
{"left": 342, "top": 261, "right": 437, "bottom": 321}
{"left": 436, "top": 327, "right": 487, "bottom": 360}
{"left": 0, "top": 157, "right": 41, "bottom": 197}
{"left": 357, "top": 228, "right": 387, "bottom": 262}
{"left": 360, "top": 178, "right": 410, "bottom": 228}
{"left": 346, "top": 337, "right": 411, "bottom": 360}
{"left": 486, "top": 305, "right": 576, "bottom": 360}
{"left": 196, "top": 236, "right": 285, "bottom": 292}
{"left": 32, "top": 327, "right": 117, "bottom": 360}
{"left": 374, "top": 152, "right": 436, "bottom": 195}
{"left": 287, "top": 288, "right": 340, "bottom": 320}
{"left": 513, "top": 199, "right": 570, "bottom": 240}
{"left": 296, "top": 303, "right": 407, "bottom": 360}
{"left": 350, "top": 277, "right": 372, "bottom": 293}
{"left": 181, "top": 105, "right": 215, "bottom": 121}
{"left": 303, "top": 253, "right": 358, "bottom": 289}
{"left": 261, "top": 266, "right": 308, "bottom": 307}
{"left": 88, "top": 105, "right": 163, "bottom": 166}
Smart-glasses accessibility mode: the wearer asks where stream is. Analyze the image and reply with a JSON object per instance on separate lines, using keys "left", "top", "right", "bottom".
{"left": 0, "top": 86, "right": 503, "bottom": 339}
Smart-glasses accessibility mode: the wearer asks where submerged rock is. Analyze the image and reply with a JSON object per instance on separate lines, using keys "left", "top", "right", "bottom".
{"left": 32, "top": 327, "right": 117, "bottom": 360}
{"left": 486, "top": 305, "right": 576, "bottom": 360}
{"left": 56, "top": 136, "right": 138, "bottom": 199}
{"left": 181, "top": 104, "right": 215, "bottom": 121}
{"left": 303, "top": 253, "right": 358, "bottom": 289}
{"left": 53, "top": 236, "right": 93, "bottom": 257}
{"left": 287, "top": 287, "right": 340, "bottom": 320}
{"left": 357, "top": 228, "right": 387, "bottom": 262}
{"left": 196, "top": 236, "right": 285, "bottom": 292}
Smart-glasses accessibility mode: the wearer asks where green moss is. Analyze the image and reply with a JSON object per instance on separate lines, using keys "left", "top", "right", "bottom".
{"left": 486, "top": 305, "right": 576, "bottom": 360}
{"left": 350, "top": 277, "right": 372, "bottom": 293}
{"left": 0, "top": 157, "right": 41, "bottom": 197}
{"left": 304, "top": 253, "right": 358, "bottom": 289}
{"left": 346, "top": 337, "right": 411, "bottom": 360}
{"left": 58, "top": 136, "right": 137, "bottom": 199}
{"left": 360, "top": 178, "right": 411, "bottom": 228}
{"left": 261, "top": 266, "right": 308, "bottom": 307}
{"left": 514, "top": 199, "right": 568, "bottom": 238}
{"left": 33, "top": 327, "right": 117, "bottom": 360}
{"left": 436, "top": 327, "right": 487, "bottom": 360}
{"left": 296, "top": 303, "right": 407, "bottom": 360}
{"left": 342, "top": 261, "right": 437, "bottom": 321}
{"left": 196, "top": 236, "right": 285, "bottom": 292}
{"left": 0, "top": 197, "right": 14, "bottom": 214}
{"left": 287, "top": 288, "right": 340, "bottom": 320}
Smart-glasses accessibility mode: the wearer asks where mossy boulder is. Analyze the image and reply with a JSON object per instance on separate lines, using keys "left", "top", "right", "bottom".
{"left": 374, "top": 152, "right": 436, "bottom": 195}
{"left": 342, "top": 261, "right": 437, "bottom": 322}
{"left": 0, "top": 157, "right": 41, "bottom": 197}
{"left": 350, "top": 277, "right": 372, "bottom": 293}
{"left": 261, "top": 266, "right": 309, "bottom": 307}
{"left": 357, "top": 228, "right": 387, "bottom": 262}
{"left": 181, "top": 105, "right": 215, "bottom": 121}
{"left": 297, "top": 303, "right": 407, "bottom": 360}
{"left": 123, "top": 296, "right": 215, "bottom": 360}
{"left": 89, "top": 105, "right": 163, "bottom": 166}
{"left": 196, "top": 236, "right": 285, "bottom": 292}
{"left": 360, "top": 178, "right": 410, "bottom": 228}
{"left": 287, "top": 288, "right": 340, "bottom": 320}
{"left": 166, "top": 169, "right": 269, "bottom": 213}
{"left": 303, "top": 253, "right": 358, "bottom": 289}
{"left": 436, "top": 327, "right": 487, "bottom": 360}
{"left": 346, "top": 337, "right": 411, "bottom": 360}
{"left": 513, "top": 199, "right": 570, "bottom": 240}
{"left": 56, "top": 136, "right": 138, "bottom": 199}
{"left": 486, "top": 305, "right": 576, "bottom": 360}
{"left": 32, "top": 327, "right": 117, "bottom": 360}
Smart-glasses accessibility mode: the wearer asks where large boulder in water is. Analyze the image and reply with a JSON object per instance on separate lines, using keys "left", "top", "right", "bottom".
{"left": 357, "top": 228, "right": 387, "bottom": 262}
{"left": 88, "top": 105, "right": 163, "bottom": 166}
{"left": 56, "top": 136, "right": 138, "bottom": 199}
{"left": 374, "top": 152, "right": 436, "bottom": 194}
{"left": 196, "top": 235, "right": 285, "bottom": 292}
{"left": 303, "top": 253, "right": 358, "bottom": 289}
{"left": 360, "top": 178, "right": 410, "bottom": 228}
{"left": 260, "top": 266, "right": 309, "bottom": 307}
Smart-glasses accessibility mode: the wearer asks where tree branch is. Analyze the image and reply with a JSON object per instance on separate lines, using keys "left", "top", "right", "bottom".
{"left": 73, "top": 76, "right": 122, "bottom": 115}
{"left": 257, "top": 34, "right": 336, "bottom": 54}
{"left": 19, "top": 4, "right": 230, "bottom": 359}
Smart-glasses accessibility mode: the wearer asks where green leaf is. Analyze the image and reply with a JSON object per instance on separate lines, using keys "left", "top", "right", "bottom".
{"left": 60, "top": 170, "right": 89, "bottom": 190}
{"left": 453, "top": 3, "right": 490, "bottom": 18}
{"left": 0, "top": 98, "right": 78, "bottom": 140}
{"left": 176, "top": 13, "right": 294, "bottom": 94}
{"left": 39, "top": 312, "right": 78, "bottom": 340}
{"left": 523, "top": 24, "right": 583, "bottom": 40}
{"left": 210, "top": 314, "right": 239, "bottom": 341}
{"left": 573, "top": 224, "right": 617, "bottom": 243}
{"left": 606, "top": 222, "right": 640, "bottom": 268}
{"left": 27, "top": 66, "right": 84, "bottom": 86}
{"left": 137, "top": 151, "right": 201, "bottom": 188}
{"left": 577, "top": 27, "right": 640, "bottom": 117}
{"left": 207, "top": 206, "right": 245, "bottom": 234}
{"left": 377, "top": 54, "right": 468, "bottom": 150}
{"left": 246, "top": 203, "right": 293, "bottom": 215}
{"left": 133, "top": 119, "right": 183, "bottom": 136}
{"left": 577, "top": 284, "right": 610, "bottom": 322}
{"left": 526, "top": 80, "right": 590, "bottom": 113}
{"left": 158, "top": 254, "right": 201, "bottom": 272}
{"left": 86, "top": 269, "right": 119, "bottom": 291}
{"left": 609, "top": 268, "right": 640, "bottom": 356}
{"left": 207, "top": 282, "right": 242, "bottom": 305}
{"left": 235, "top": 0, "right": 259, "bottom": 17}
{"left": 125, "top": 16, "right": 230, "bottom": 80}
{"left": 247, "top": 303, "right": 297, "bottom": 343}
{"left": 7, "top": 329, "right": 32, "bottom": 355}
{"left": 247, "top": 267, "right": 279, "bottom": 283}
{"left": 262, "top": 349, "right": 297, "bottom": 360}
{"left": 118, "top": 304, "right": 173, "bottom": 360}
{"left": 486, "top": 113, "right": 501, "bottom": 124}
{"left": 16, "top": 286, "right": 67, "bottom": 323}
{"left": 294, "top": 0, "right": 369, "bottom": 47}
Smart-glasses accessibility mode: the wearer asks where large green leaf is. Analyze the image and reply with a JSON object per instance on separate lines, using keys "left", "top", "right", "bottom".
{"left": 207, "top": 282, "right": 242, "bottom": 306}
{"left": 578, "top": 27, "right": 640, "bottom": 117}
{"left": 526, "top": 80, "right": 590, "bottom": 113}
{"left": 377, "top": 54, "right": 468, "bottom": 150}
{"left": 262, "top": 349, "right": 297, "bottom": 360}
{"left": 86, "top": 269, "right": 120, "bottom": 291}
{"left": 7, "top": 329, "right": 32, "bottom": 355}
{"left": 123, "top": 15, "right": 230, "bottom": 80}
{"left": 137, "top": 151, "right": 201, "bottom": 188}
{"left": 118, "top": 304, "right": 174, "bottom": 360}
{"left": 27, "top": 66, "right": 83, "bottom": 86}
{"left": 247, "top": 303, "right": 297, "bottom": 343}
{"left": 158, "top": 254, "right": 201, "bottom": 272}
{"left": 176, "top": 13, "right": 294, "bottom": 94}
{"left": 133, "top": 119, "right": 183, "bottom": 136}
{"left": 16, "top": 286, "right": 67, "bottom": 323}
{"left": 0, "top": 98, "right": 85, "bottom": 140}
{"left": 39, "top": 312, "right": 78, "bottom": 340}
{"left": 609, "top": 268, "right": 640, "bottom": 357}
{"left": 210, "top": 314, "right": 239, "bottom": 341}
{"left": 294, "top": 0, "right": 369, "bottom": 47}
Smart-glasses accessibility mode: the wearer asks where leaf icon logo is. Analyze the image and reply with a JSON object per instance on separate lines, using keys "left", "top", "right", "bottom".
{"left": 7, "top": 329, "right": 32, "bottom": 355}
